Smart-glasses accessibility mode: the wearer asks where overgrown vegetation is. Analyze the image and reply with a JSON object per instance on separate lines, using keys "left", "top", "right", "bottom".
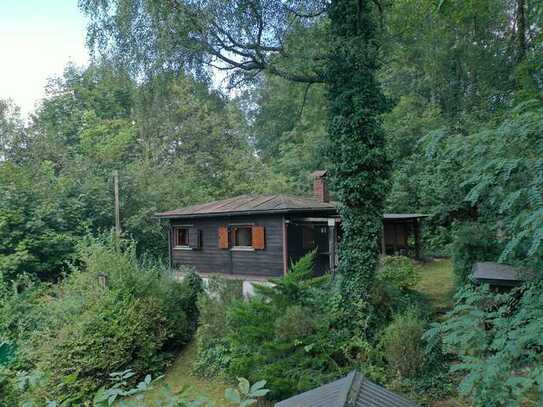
{"left": 1, "top": 0, "right": 542, "bottom": 405}
{"left": 193, "top": 253, "right": 448, "bottom": 404}
{"left": 434, "top": 283, "right": 543, "bottom": 406}
{"left": 0, "top": 236, "right": 202, "bottom": 405}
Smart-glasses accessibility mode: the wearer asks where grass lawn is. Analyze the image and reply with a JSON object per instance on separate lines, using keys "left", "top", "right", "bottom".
{"left": 142, "top": 341, "right": 228, "bottom": 405}
{"left": 415, "top": 258, "right": 455, "bottom": 317}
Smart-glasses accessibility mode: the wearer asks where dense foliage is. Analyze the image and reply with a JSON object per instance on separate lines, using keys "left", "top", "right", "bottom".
{"left": 193, "top": 254, "right": 444, "bottom": 403}
{"left": 436, "top": 283, "right": 543, "bottom": 406}
{"left": 0, "top": 236, "right": 202, "bottom": 404}
{"left": 0, "top": 64, "right": 279, "bottom": 281}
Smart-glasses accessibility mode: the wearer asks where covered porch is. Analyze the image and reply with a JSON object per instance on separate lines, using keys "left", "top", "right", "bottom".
{"left": 284, "top": 214, "right": 426, "bottom": 275}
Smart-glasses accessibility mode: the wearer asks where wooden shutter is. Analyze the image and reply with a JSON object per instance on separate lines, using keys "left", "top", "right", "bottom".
{"left": 218, "top": 226, "right": 229, "bottom": 249}
{"left": 252, "top": 226, "right": 265, "bottom": 250}
{"left": 189, "top": 229, "right": 202, "bottom": 249}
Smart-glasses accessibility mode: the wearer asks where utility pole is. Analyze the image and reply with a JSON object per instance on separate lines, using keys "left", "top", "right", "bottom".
{"left": 113, "top": 170, "right": 122, "bottom": 236}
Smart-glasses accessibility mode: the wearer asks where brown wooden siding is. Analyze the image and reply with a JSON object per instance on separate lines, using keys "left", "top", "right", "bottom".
{"left": 170, "top": 215, "right": 284, "bottom": 278}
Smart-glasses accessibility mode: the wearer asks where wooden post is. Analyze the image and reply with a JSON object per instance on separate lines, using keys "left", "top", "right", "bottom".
{"left": 414, "top": 219, "right": 421, "bottom": 260}
{"left": 113, "top": 170, "right": 121, "bottom": 236}
{"left": 328, "top": 219, "right": 336, "bottom": 278}
{"left": 381, "top": 221, "right": 386, "bottom": 256}
{"left": 167, "top": 224, "right": 173, "bottom": 272}
{"left": 282, "top": 217, "right": 289, "bottom": 275}
{"left": 97, "top": 273, "right": 108, "bottom": 288}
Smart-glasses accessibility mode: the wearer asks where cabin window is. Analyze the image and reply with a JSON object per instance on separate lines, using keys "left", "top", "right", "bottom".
{"left": 302, "top": 226, "right": 315, "bottom": 249}
{"left": 232, "top": 226, "right": 252, "bottom": 248}
{"left": 174, "top": 227, "right": 190, "bottom": 248}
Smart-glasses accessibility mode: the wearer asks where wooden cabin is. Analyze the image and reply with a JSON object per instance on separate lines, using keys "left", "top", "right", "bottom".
{"left": 156, "top": 171, "right": 426, "bottom": 287}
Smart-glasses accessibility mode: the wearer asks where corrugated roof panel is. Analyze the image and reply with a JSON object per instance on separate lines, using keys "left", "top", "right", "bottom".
{"left": 275, "top": 375, "right": 350, "bottom": 407}
{"left": 275, "top": 371, "right": 419, "bottom": 407}
{"left": 356, "top": 379, "right": 419, "bottom": 407}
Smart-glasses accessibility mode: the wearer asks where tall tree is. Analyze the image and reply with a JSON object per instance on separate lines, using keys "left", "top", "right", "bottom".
{"left": 327, "top": 0, "right": 389, "bottom": 308}
{"left": 0, "top": 99, "right": 25, "bottom": 162}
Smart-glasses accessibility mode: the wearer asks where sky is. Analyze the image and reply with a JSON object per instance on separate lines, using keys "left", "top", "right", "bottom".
{"left": 0, "top": 1, "right": 89, "bottom": 116}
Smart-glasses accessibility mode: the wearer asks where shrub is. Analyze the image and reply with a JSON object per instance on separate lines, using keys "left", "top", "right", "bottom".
{"left": 452, "top": 222, "right": 500, "bottom": 284}
{"left": 274, "top": 305, "right": 318, "bottom": 340}
{"left": 380, "top": 311, "right": 426, "bottom": 379}
{"left": 194, "top": 251, "right": 432, "bottom": 402}
{"left": 224, "top": 252, "right": 353, "bottom": 400}
{"left": 12, "top": 235, "right": 202, "bottom": 404}
{"left": 193, "top": 276, "right": 242, "bottom": 378}
{"left": 378, "top": 256, "right": 420, "bottom": 291}
{"left": 0, "top": 274, "right": 51, "bottom": 344}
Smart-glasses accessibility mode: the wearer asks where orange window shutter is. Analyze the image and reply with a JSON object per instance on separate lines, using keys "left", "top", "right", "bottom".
{"left": 218, "top": 226, "right": 229, "bottom": 249}
{"left": 252, "top": 226, "right": 265, "bottom": 250}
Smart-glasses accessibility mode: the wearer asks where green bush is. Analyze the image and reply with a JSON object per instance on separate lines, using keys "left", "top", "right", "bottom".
{"left": 193, "top": 252, "right": 433, "bottom": 402}
{"left": 193, "top": 276, "right": 242, "bottom": 378}
{"left": 378, "top": 256, "right": 420, "bottom": 291}
{"left": 452, "top": 223, "right": 500, "bottom": 284}
{"left": 223, "top": 252, "right": 355, "bottom": 400}
{"left": 380, "top": 311, "right": 426, "bottom": 379}
{"left": 8, "top": 235, "right": 202, "bottom": 404}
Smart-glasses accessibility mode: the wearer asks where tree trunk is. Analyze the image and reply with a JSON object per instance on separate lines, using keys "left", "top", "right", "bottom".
{"left": 516, "top": 0, "right": 527, "bottom": 62}
{"left": 327, "top": 0, "right": 390, "bottom": 316}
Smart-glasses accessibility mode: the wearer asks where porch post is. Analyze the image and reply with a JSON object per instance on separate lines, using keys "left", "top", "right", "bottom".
{"left": 282, "top": 217, "right": 289, "bottom": 275}
{"left": 167, "top": 222, "right": 173, "bottom": 272}
{"left": 392, "top": 223, "right": 399, "bottom": 255}
{"left": 328, "top": 219, "right": 336, "bottom": 277}
{"left": 381, "top": 222, "right": 386, "bottom": 256}
{"left": 414, "top": 218, "right": 421, "bottom": 260}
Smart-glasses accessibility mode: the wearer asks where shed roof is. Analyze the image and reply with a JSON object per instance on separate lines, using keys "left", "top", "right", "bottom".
{"left": 471, "top": 262, "right": 535, "bottom": 287}
{"left": 275, "top": 370, "right": 419, "bottom": 407}
{"left": 156, "top": 194, "right": 428, "bottom": 220}
{"left": 383, "top": 214, "right": 428, "bottom": 220}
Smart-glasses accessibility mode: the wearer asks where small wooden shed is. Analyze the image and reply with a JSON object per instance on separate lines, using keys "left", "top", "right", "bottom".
{"left": 471, "top": 262, "right": 534, "bottom": 289}
{"left": 275, "top": 370, "right": 420, "bottom": 407}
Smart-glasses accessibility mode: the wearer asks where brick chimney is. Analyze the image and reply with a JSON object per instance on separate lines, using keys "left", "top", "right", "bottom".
{"left": 311, "top": 170, "right": 329, "bottom": 203}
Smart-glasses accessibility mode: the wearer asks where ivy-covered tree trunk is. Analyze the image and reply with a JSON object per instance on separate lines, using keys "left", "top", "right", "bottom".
{"left": 327, "top": 0, "right": 389, "bottom": 305}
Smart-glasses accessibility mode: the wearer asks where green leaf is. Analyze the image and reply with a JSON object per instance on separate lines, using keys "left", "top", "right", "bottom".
{"left": 237, "top": 377, "right": 250, "bottom": 396}
{"left": 225, "top": 388, "right": 241, "bottom": 404}
{"left": 249, "top": 380, "right": 266, "bottom": 393}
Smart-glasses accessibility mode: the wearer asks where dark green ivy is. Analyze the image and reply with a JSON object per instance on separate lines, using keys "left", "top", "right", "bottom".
{"left": 327, "top": 0, "right": 390, "bottom": 309}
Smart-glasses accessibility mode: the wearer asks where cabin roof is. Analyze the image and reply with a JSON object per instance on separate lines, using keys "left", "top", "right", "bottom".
{"left": 471, "top": 262, "right": 535, "bottom": 287}
{"left": 275, "top": 370, "right": 420, "bottom": 407}
{"left": 156, "top": 194, "right": 337, "bottom": 218}
{"left": 156, "top": 194, "right": 429, "bottom": 220}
